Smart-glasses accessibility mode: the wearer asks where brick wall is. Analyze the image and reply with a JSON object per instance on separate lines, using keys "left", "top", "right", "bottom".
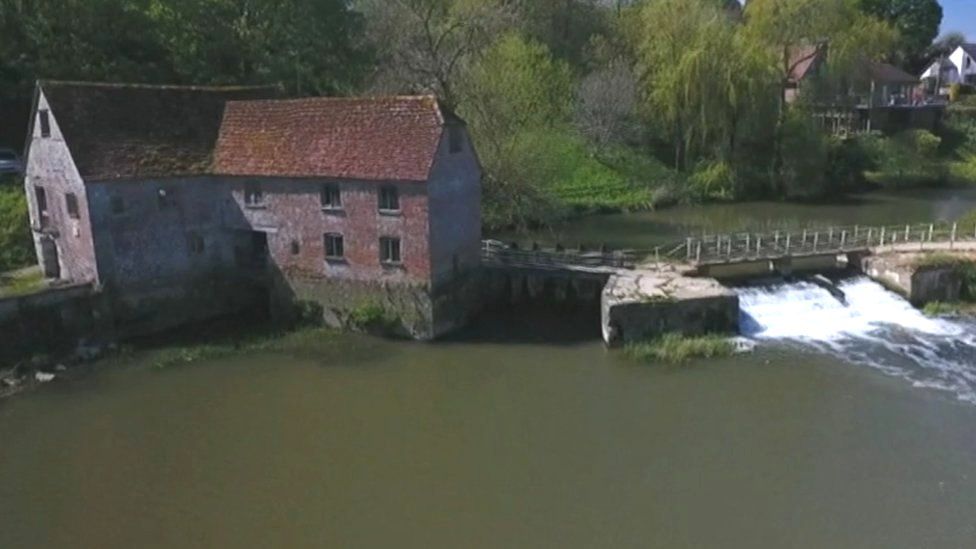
{"left": 24, "top": 91, "right": 99, "bottom": 284}
{"left": 228, "top": 177, "right": 432, "bottom": 284}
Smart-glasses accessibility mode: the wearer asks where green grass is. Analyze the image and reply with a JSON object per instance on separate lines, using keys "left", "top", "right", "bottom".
{"left": 625, "top": 333, "right": 736, "bottom": 364}
{"left": 922, "top": 301, "right": 976, "bottom": 317}
{"left": 145, "top": 326, "right": 343, "bottom": 369}
{"left": 0, "top": 268, "right": 44, "bottom": 298}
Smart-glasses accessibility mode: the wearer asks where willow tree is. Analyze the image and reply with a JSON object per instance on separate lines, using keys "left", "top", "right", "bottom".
{"left": 636, "top": 0, "right": 742, "bottom": 171}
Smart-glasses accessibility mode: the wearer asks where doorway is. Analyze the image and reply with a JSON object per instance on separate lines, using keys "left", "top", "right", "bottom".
{"left": 39, "top": 237, "right": 60, "bottom": 279}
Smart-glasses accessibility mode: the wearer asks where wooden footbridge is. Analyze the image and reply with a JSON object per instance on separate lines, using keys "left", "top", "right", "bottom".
{"left": 482, "top": 220, "right": 976, "bottom": 273}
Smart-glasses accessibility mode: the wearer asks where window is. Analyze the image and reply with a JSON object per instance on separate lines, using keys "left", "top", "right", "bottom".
{"left": 378, "top": 186, "right": 399, "bottom": 212}
{"left": 321, "top": 183, "right": 342, "bottom": 210}
{"left": 380, "top": 237, "right": 401, "bottom": 265}
{"left": 65, "top": 193, "right": 79, "bottom": 219}
{"left": 34, "top": 186, "right": 47, "bottom": 214}
{"left": 448, "top": 125, "right": 464, "bottom": 154}
{"left": 324, "top": 233, "right": 344, "bottom": 260}
{"left": 38, "top": 110, "right": 50, "bottom": 138}
{"left": 157, "top": 187, "right": 175, "bottom": 209}
{"left": 290, "top": 240, "right": 300, "bottom": 255}
{"left": 187, "top": 232, "right": 205, "bottom": 255}
{"left": 244, "top": 183, "right": 264, "bottom": 207}
{"left": 110, "top": 195, "right": 125, "bottom": 215}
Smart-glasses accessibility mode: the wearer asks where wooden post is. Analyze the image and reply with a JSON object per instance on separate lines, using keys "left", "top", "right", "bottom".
{"left": 696, "top": 241, "right": 702, "bottom": 262}
{"left": 829, "top": 227, "right": 834, "bottom": 245}
{"left": 785, "top": 233, "right": 792, "bottom": 255}
{"left": 654, "top": 247, "right": 660, "bottom": 263}
{"left": 880, "top": 227, "right": 886, "bottom": 247}
{"left": 929, "top": 224, "right": 934, "bottom": 242}
{"left": 727, "top": 237, "right": 732, "bottom": 257}
{"left": 775, "top": 231, "right": 780, "bottom": 249}
{"left": 951, "top": 223, "right": 957, "bottom": 249}
{"left": 745, "top": 233, "right": 751, "bottom": 253}
{"left": 813, "top": 232, "right": 819, "bottom": 252}
{"left": 686, "top": 238, "right": 692, "bottom": 261}
{"left": 757, "top": 236, "right": 763, "bottom": 254}
{"left": 854, "top": 225, "right": 859, "bottom": 241}
{"left": 841, "top": 230, "right": 847, "bottom": 249}
{"left": 904, "top": 224, "right": 910, "bottom": 242}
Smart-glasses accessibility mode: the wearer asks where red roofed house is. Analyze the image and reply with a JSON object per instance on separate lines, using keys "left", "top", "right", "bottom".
{"left": 22, "top": 81, "right": 483, "bottom": 339}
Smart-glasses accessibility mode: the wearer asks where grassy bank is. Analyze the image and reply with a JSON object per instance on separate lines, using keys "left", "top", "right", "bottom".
{"left": 0, "top": 179, "right": 33, "bottom": 273}
{"left": 625, "top": 333, "right": 736, "bottom": 364}
{"left": 134, "top": 325, "right": 346, "bottom": 370}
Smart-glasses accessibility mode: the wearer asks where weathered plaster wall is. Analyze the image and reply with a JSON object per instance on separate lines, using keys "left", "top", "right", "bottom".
{"left": 427, "top": 127, "right": 482, "bottom": 289}
{"left": 24, "top": 91, "right": 99, "bottom": 283}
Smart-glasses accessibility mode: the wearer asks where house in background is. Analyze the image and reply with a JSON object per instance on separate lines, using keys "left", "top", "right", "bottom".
{"left": 786, "top": 46, "right": 941, "bottom": 134}
{"left": 920, "top": 44, "right": 976, "bottom": 93}
{"left": 22, "top": 81, "right": 482, "bottom": 339}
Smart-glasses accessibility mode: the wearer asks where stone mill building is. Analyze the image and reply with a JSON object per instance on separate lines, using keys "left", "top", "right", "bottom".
{"left": 22, "top": 81, "right": 483, "bottom": 339}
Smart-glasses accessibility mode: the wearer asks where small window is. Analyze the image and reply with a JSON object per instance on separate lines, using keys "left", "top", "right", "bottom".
{"left": 380, "top": 237, "right": 401, "bottom": 264}
{"left": 244, "top": 183, "right": 264, "bottom": 207}
{"left": 321, "top": 183, "right": 342, "bottom": 210}
{"left": 379, "top": 186, "right": 399, "bottom": 212}
{"left": 448, "top": 126, "right": 463, "bottom": 154}
{"left": 34, "top": 186, "right": 47, "bottom": 214}
{"left": 38, "top": 110, "right": 50, "bottom": 138}
{"left": 110, "top": 195, "right": 125, "bottom": 215}
{"left": 157, "top": 187, "right": 175, "bottom": 209}
{"left": 187, "top": 232, "right": 205, "bottom": 255}
{"left": 290, "top": 240, "right": 300, "bottom": 255}
{"left": 324, "top": 233, "right": 344, "bottom": 260}
{"left": 65, "top": 193, "right": 79, "bottom": 219}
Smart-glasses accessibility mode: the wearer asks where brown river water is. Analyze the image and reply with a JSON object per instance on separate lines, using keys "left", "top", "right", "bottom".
{"left": 3, "top": 189, "right": 976, "bottom": 548}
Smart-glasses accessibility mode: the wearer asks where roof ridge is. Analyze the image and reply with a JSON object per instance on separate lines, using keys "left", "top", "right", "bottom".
{"left": 38, "top": 80, "right": 281, "bottom": 92}
{"left": 226, "top": 94, "right": 440, "bottom": 105}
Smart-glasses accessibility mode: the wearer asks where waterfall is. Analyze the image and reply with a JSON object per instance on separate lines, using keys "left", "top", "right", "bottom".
{"left": 738, "top": 277, "right": 976, "bottom": 404}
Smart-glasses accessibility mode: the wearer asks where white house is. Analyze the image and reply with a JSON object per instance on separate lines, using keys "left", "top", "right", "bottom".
{"left": 920, "top": 44, "right": 976, "bottom": 90}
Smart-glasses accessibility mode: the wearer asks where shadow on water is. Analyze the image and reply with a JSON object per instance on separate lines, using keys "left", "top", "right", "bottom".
{"left": 444, "top": 302, "right": 602, "bottom": 346}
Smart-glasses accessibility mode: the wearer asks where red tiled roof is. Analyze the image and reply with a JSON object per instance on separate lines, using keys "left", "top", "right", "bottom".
{"left": 39, "top": 81, "right": 280, "bottom": 181}
{"left": 789, "top": 46, "right": 824, "bottom": 83}
{"left": 213, "top": 96, "right": 448, "bottom": 182}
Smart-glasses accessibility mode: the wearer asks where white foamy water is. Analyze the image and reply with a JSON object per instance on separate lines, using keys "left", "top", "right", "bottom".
{"left": 739, "top": 277, "right": 976, "bottom": 403}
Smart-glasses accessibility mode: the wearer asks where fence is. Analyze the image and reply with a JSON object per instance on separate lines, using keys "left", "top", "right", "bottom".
{"left": 481, "top": 240, "right": 634, "bottom": 270}
{"left": 662, "top": 222, "right": 976, "bottom": 265}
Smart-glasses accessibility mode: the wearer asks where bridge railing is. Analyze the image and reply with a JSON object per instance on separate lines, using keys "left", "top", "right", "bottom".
{"left": 657, "top": 221, "right": 976, "bottom": 265}
{"left": 481, "top": 240, "right": 635, "bottom": 270}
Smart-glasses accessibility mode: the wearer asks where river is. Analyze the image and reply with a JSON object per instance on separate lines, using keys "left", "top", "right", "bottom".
{"left": 3, "top": 189, "right": 976, "bottom": 548}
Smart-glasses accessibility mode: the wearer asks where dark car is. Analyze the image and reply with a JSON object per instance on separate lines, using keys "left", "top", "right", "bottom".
{"left": 0, "top": 148, "right": 23, "bottom": 175}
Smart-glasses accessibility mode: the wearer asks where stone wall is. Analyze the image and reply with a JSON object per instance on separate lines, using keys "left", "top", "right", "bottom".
{"left": 861, "top": 253, "right": 967, "bottom": 304}
{"left": 0, "top": 283, "right": 111, "bottom": 365}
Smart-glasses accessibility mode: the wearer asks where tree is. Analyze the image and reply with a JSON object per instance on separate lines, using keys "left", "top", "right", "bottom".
{"left": 745, "top": 0, "right": 896, "bottom": 190}
{"left": 636, "top": 0, "right": 736, "bottom": 170}
{"left": 859, "top": 0, "right": 942, "bottom": 70}
{"left": 357, "top": 0, "right": 513, "bottom": 108}
{"left": 147, "top": 0, "right": 370, "bottom": 95}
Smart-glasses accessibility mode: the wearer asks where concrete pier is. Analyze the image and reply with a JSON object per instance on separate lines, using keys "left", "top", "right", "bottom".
{"left": 601, "top": 265, "right": 739, "bottom": 345}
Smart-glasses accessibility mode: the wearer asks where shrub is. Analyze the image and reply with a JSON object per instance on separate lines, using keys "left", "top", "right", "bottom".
{"left": 688, "top": 160, "right": 735, "bottom": 200}
{"left": 949, "top": 83, "right": 975, "bottom": 103}
{"left": 625, "top": 333, "right": 736, "bottom": 364}
{"left": 780, "top": 110, "right": 828, "bottom": 197}
{"left": 0, "top": 183, "right": 33, "bottom": 272}
{"left": 863, "top": 130, "right": 947, "bottom": 187}
{"left": 348, "top": 301, "right": 398, "bottom": 332}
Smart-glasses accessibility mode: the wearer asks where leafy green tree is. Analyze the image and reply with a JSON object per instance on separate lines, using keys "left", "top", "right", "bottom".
{"left": 859, "top": 0, "right": 942, "bottom": 70}
{"left": 636, "top": 0, "right": 738, "bottom": 170}
{"left": 147, "top": 0, "right": 369, "bottom": 95}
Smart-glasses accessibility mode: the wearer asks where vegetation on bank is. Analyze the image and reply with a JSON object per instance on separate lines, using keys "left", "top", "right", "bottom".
{"left": 0, "top": 180, "right": 32, "bottom": 273}
{"left": 0, "top": 267, "right": 43, "bottom": 298}
{"left": 625, "top": 333, "right": 736, "bottom": 364}
{"left": 143, "top": 326, "right": 344, "bottom": 370}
